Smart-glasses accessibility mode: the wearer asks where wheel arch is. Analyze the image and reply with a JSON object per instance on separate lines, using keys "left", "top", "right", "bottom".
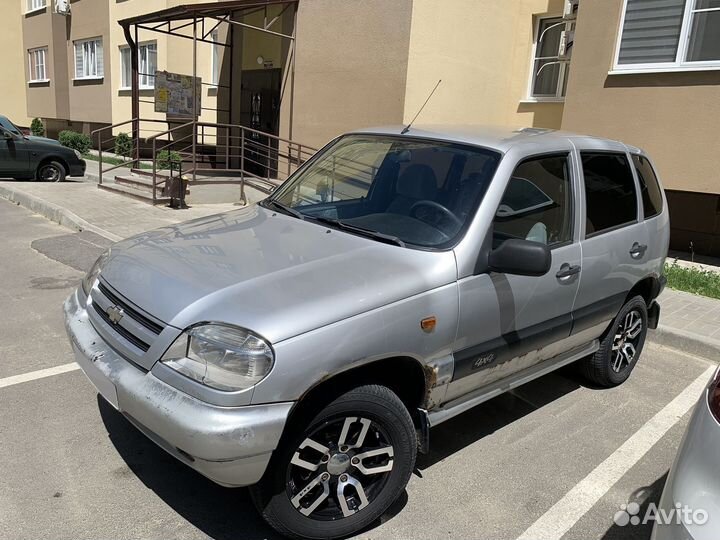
{"left": 626, "top": 274, "right": 662, "bottom": 306}
{"left": 285, "top": 355, "right": 428, "bottom": 433}
{"left": 36, "top": 156, "right": 70, "bottom": 177}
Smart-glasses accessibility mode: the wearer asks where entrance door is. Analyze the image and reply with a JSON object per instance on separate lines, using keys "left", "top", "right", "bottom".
{"left": 240, "top": 68, "right": 281, "bottom": 178}
{"left": 445, "top": 152, "right": 581, "bottom": 402}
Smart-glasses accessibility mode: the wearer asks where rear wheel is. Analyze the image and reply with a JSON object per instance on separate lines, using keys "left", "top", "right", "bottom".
{"left": 251, "top": 384, "right": 417, "bottom": 539}
{"left": 581, "top": 295, "right": 648, "bottom": 387}
{"left": 37, "top": 161, "right": 66, "bottom": 182}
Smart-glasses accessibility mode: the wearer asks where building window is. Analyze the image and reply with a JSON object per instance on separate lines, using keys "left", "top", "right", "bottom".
{"left": 615, "top": 0, "right": 720, "bottom": 71}
{"left": 74, "top": 38, "right": 104, "bottom": 79}
{"left": 26, "top": 0, "right": 46, "bottom": 12}
{"left": 528, "top": 16, "right": 570, "bottom": 100}
{"left": 120, "top": 42, "right": 157, "bottom": 89}
{"left": 211, "top": 30, "right": 221, "bottom": 86}
{"left": 28, "top": 48, "right": 48, "bottom": 82}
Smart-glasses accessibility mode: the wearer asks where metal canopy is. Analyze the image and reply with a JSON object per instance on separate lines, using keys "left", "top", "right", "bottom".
{"left": 119, "top": 0, "right": 300, "bottom": 162}
{"left": 118, "top": 0, "right": 297, "bottom": 27}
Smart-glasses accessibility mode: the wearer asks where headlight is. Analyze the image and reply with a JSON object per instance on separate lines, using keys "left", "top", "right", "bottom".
{"left": 161, "top": 324, "right": 274, "bottom": 391}
{"left": 82, "top": 251, "right": 109, "bottom": 295}
{"left": 73, "top": 149, "right": 83, "bottom": 159}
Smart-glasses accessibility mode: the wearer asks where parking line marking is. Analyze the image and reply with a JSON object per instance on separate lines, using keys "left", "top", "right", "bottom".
{"left": 0, "top": 362, "right": 80, "bottom": 389}
{"left": 517, "top": 365, "right": 716, "bottom": 540}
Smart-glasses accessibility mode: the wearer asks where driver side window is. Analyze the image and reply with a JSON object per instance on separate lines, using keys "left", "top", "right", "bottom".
{"left": 493, "top": 154, "right": 573, "bottom": 247}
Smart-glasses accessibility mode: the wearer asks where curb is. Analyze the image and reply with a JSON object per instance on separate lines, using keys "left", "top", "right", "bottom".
{"left": 650, "top": 324, "right": 720, "bottom": 359}
{"left": 0, "top": 184, "right": 123, "bottom": 242}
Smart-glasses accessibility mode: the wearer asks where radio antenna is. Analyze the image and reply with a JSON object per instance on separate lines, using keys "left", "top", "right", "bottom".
{"left": 401, "top": 79, "right": 442, "bottom": 134}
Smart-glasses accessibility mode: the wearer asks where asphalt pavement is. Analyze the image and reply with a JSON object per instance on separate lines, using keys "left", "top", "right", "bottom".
{"left": 0, "top": 198, "right": 716, "bottom": 540}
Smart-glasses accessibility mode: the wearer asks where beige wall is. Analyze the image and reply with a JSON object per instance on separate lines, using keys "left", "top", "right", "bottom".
{"left": 561, "top": 0, "right": 720, "bottom": 195}
{"left": 66, "top": 0, "right": 112, "bottom": 124}
{"left": 404, "top": 0, "right": 565, "bottom": 129}
{"left": 286, "top": 0, "right": 414, "bottom": 148}
{"left": 22, "top": 3, "right": 64, "bottom": 121}
{"left": 4, "top": 1, "right": 31, "bottom": 128}
{"left": 22, "top": 0, "right": 111, "bottom": 130}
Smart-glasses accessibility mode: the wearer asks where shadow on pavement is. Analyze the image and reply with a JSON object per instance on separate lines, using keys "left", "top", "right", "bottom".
{"left": 99, "top": 396, "right": 408, "bottom": 539}
{"left": 601, "top": 473, "right": 668, "bottom": 540}
{"left": 98, "top": 396, "right": 282, "bottom": 540}
{"left": 417, "top": 366, "right": 584, "bottom": 470}
{"left": 99, "top": 366, "right": 589, "bottom": 538}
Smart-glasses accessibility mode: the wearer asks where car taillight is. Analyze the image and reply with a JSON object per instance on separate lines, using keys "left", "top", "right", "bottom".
{"left": 708, "top": 368, "right": 720, "bottom": 423}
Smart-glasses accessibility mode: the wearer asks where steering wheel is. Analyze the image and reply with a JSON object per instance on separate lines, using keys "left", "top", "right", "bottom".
{"left": 409, "top": 200, "right": 463, "bottom": 231}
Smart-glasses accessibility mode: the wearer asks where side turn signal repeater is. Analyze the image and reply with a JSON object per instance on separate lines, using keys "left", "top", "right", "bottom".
{"left": 420, "top": 316, "right": 436, "bottom": 333}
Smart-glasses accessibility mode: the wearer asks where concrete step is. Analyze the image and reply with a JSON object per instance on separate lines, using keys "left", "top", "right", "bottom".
{"left": 98, "top": 183, "right": 170, "bottom": 205}
{"left": 115, "top": 175, "right": 155, "bottom": 193}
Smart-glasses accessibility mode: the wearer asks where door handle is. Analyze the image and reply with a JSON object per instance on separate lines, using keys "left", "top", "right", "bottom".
{"left": 556, "top": 263, "right": 581, "bottom": 280}
{"left": 629, "top": 242, "right": 648, "bottom": 258}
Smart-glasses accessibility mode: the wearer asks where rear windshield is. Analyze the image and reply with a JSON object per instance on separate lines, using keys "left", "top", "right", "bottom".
{"left": 270, "top": 135, "right": 502, "bottom": 248}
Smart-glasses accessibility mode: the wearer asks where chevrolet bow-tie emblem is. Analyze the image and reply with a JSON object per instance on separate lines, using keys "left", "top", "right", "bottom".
{"left": 106, "top": 305, "right": 124, "bottom": 324}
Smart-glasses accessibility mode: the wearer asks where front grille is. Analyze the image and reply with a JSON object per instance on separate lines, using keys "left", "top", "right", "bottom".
{"left": 93, "top": 303, "right": 151, "bottom": 352}
{"left": 98, "top": 282, "right": 164, "bottom": 335}
{"left": 88, "top": 280, "right": 166, "bottom": 357}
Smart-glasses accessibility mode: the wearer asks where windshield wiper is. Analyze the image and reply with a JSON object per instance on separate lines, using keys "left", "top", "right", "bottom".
{"left": 311, "top": 216, "right": 406, "bottom": 248}
{"left": 266, "top": 199, "right": 305, "bottom": 220}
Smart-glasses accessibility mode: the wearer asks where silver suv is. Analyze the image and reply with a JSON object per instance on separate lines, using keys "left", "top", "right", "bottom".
{"left": 64, "top": 126, "right": 669, "bottom": 539}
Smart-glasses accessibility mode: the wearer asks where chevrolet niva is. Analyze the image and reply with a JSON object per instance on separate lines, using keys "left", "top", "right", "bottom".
{"left": 64, "top": 126, "right": 669, "bottom": 539}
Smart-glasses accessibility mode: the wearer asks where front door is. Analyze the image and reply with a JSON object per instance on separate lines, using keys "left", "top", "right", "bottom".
{"left": 240, "top": 68, "right": 282, "bottom": 178}
{"left": 0, "top": 132, "right": 29, "bottom": 178}
{"left": 445, "top": 152, "right": 581, "bottom": 402}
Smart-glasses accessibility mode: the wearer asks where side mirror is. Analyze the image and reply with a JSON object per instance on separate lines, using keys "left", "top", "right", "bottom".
{"left": 488, "top": 238, "right": 551, "bottom": 277}
{"left": 1, "top": 130, "right": 14, "bottom": 141}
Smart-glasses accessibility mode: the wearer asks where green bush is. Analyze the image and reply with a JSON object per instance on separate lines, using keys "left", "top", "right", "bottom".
{"left": 114, "top": 132, "right": 133, "bottom": 159}
{"left": 157, "top": 150, "right": 182, "bottom": 170}
{"left": 30, "top": 118, "right": 45, "bottom": 137}
{"left": 58, "top": 130, "right": 92, "bottom": 155}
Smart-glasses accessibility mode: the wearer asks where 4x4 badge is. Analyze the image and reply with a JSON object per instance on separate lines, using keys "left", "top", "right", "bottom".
{"left": 106, "top": 305, "right": 124, "bottom": 324}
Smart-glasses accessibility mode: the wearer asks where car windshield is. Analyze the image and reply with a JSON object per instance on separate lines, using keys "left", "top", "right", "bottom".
{"left": 269, "top": 135, "right": 502, "bottom": 248}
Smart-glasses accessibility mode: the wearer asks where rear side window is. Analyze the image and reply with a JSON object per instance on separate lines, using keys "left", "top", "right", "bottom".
{"left": 632, "top": 154, "right": 663, "bottom": 219}
{"left": 581, "top": 152, "right": 638, "bottom": 236}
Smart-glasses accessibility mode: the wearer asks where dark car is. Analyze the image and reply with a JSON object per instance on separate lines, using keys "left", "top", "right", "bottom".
{"left": 0, "top": 116, "right": 86, "bottom": 182}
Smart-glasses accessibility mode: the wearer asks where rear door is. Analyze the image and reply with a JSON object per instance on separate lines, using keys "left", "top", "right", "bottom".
{"left": 572, "top": 149, "right": 649, "bottom": 338}
{"left": 446, "top": 151, "right": 582, "bottom": 402}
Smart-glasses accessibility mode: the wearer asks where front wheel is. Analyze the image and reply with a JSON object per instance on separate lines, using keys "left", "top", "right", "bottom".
{"left": 37, "top": 161, "right": 66, "bottom": 182}
{"left": 251, "top": 384, "right": 417, "bottom": 540}
{"left": 581, "top": 295, "right": 648, "bottom": 387}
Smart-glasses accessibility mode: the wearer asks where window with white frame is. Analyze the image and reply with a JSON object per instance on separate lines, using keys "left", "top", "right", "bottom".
{"left": 615, "top": 0, "right": 720, "bottom": 71}
{"left": 27, "top": 0, "right": 46, "bottom": 12}
{"left": 120, "top": 42, "right": 157, "bottom": 89}
{"left": 528, "top": 16, "right": 570, "bottom": 99}
{"left": 74, "top": 38, "right": 104, "bottom": 79}
{"left": 211, "top": 29, "right": 221, "bottom": 86}
{"left": 28, "top": 48, "right": 48, "bottom": 82}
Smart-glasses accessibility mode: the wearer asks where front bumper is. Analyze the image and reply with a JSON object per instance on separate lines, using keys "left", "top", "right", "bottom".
{"left": 69, "top": 159, "right": 86, "bottom": 177}
{"left": 652, "top": 373, "right": 720, "bottom": 540}
{"left": 63, "top": 288, "right": 292, "bottom": 487}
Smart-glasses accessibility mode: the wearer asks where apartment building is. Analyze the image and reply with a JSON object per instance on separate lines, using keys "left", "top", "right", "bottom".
{"left": 8, "top": 0, "right": 720, "bottom": 254}
{"left": 561, "top": 0, "right": 720, "bottom": 255}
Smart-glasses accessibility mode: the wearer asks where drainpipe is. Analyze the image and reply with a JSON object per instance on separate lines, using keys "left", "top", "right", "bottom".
{"left": 122, "top": 23, "right": 140, "bottom": 163}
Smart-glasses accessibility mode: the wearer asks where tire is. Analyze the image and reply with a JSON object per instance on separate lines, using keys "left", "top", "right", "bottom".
{"left": 580, "top": 295, "right": 648, "bottom": 387}
{"left": 251, "top": 384, "right": 417, "bottom": 540}
{"left": 37, "top": 161, "right": 66, "bottom": 182}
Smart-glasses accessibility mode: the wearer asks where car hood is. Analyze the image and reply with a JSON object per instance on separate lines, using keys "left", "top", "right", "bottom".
{"left": 101, "top": 205, "right": 457, "bottom": 343}
{"left": 27, "top": 135, "right": 62, "bottom": 145}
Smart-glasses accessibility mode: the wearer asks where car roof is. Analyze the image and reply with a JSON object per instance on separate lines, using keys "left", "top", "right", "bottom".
{"left": 350, "top": 125, "right": 644, "bottom": 155}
